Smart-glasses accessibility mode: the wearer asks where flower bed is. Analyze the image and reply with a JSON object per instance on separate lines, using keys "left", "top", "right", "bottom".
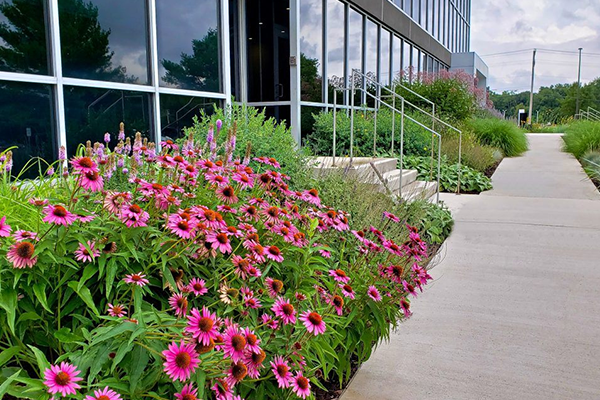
{"left": 0, "top": 121, "right": 432, "bottom": 400}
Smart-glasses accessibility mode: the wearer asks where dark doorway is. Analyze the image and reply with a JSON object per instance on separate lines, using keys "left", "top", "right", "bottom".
{"left": 246, "top": 0, "right": 290, "bottom": 108}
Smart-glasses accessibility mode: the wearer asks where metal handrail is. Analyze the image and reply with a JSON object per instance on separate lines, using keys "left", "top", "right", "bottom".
{"left": 350, "top": 69, "right": 462, "bottom": 195}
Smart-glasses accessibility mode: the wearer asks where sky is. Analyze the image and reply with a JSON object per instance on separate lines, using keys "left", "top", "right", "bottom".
{"left": 471, "top": 0, "right": 600, "bottom": 93}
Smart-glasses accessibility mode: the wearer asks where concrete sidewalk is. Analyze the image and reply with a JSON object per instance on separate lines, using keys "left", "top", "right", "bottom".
{"left": 342, "top": 134, "right": 600, "bottom": 400}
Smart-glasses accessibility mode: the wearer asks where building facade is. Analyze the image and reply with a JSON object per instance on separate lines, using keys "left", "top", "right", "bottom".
{"left": 0, "top": 0, "right": 471, "bottom": 172}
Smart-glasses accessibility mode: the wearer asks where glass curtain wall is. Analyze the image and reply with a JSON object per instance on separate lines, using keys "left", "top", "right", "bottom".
{"left": 0, "top": 0, "right": 227, "bottom": 173}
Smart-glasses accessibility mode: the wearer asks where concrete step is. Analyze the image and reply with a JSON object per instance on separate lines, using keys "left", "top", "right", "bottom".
{"left": 372, "top": 169, "right": 418, "bottom": 192}
{"left": 311, "top": 157, "right": 398, "bottom": 180}
{"left": 399, "top": 180, "right": 438, "bottom": 202}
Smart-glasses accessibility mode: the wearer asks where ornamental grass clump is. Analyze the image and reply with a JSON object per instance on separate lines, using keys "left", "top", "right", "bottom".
{"left": 0, "top": 120, "right": 432, "bottom": 400}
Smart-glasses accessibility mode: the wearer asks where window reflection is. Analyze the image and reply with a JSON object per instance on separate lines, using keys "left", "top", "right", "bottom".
{"left": 364, "top": 19, "right": 377, "bottom": 82}
{"left": 300, "top": 0, "right": 323, "bottom": 103}
{"left": 327, "top": 0, "right": 344, "bottom": 102}
{"left": 64, "top": 86, "right": 151, "bottom": 155}
{"left": 161, "top": 94, "right": 217, "bottom": 141}
{"left": 392, "top": 36, "right": 402, "bottom": 82}
{"left": 0, "top": 81, "right": 56, "bottom": 176}
{"left": 380, "top": 29, "right": 390, "bottom": 86}
{"left": 59, "top": 0, "right": 149, "bottom": 84}
{"left": 0, "top": 0, "right": 50, "bottom": 75}
{"left": 347, "top": 8, "right": 362, "bottom": 88}
{"left": 157, "top": 0, "right": 222, "bottom": 92}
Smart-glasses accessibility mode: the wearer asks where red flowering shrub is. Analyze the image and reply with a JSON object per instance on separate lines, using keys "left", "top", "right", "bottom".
{"left": 0, "top": 121, "right": 432, "bottom": 400}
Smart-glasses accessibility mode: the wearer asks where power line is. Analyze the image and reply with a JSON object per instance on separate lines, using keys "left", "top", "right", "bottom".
{"left": 481, "top": 49, "right": 533, "bottom": 57}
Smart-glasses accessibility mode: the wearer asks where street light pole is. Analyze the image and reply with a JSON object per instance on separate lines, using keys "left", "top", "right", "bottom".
{"left": 576, "top": 47, "right": 583, "bottom": 117}
{"left": 527, "top": 48, "right": 536, "bottom": 126}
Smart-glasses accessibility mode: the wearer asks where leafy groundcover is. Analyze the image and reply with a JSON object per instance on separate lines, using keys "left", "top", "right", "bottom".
{"left": 0, "top": 122, "right": 432, "bottom": 400}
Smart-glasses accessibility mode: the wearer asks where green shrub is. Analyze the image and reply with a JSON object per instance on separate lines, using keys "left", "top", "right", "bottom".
{"left": 441, "top": 130, "right": 500, "bottom": 173}
{"left": 563, "top": 120, "right": 600, "bottom": 159}
{"left": 399, "top": 200, "right": 454, "bottom": 245}
{"left": 528, "top": 123, "right": 569, "bottom": 133}
{"left": 466, "top": 117, "right": 529, "bottom": 157}
{"left": 404, "top": 155, "right": 493, "bottom": 194}
{"left": 308, "top": 108, "right": 435, "bottom": 158}
{"left": 187, "top": 104, "right": 312, "bottom": 185}
{"left": 581, "top": 151, "right": 600, "bottom": 183}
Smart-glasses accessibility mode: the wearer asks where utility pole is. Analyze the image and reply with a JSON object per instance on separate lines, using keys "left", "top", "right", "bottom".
{"left": 527, "top": 48, "right": 536, "bottom": 126}
{"left": 576, "top": 47, "right": 583, "bottom": 117}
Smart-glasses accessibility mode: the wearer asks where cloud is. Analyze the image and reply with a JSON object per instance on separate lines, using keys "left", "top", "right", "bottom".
{"left": 472, "top": 0, "right": 600, "bottom": 92}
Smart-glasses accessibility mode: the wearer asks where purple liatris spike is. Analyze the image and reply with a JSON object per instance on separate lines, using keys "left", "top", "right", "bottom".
{"left": 207, "top": 126, "right": 214, "bottom": 144}
{"left": 216, "top": 119, "right": 223, "bottom": 132}
{"left": 58, "top": 146, "right": 66, "bottom": 161}
{"left": 47, "top": 167, "right": 54, "bottom": 176}
{"left": 117, "top": 157, "right": 124, "bottom": 168}
{"left": 104, "top": 132, "right": 110, "bottom": 144}
{"left": 229, "top": 135, "right": 236, "bottom": 153}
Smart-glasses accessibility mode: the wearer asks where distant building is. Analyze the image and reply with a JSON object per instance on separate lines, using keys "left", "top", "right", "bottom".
{"left": 0, "top": 0, "right": 478, "bottom": 171}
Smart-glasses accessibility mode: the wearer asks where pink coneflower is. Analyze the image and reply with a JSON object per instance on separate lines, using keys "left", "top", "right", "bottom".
{"left": 84, "top": 386, "right": 121, "bottom": 400}
{"left": 186, "top": 306, "right": 219, "bottom": 345}
{"left": 120, "top": 204, "right": 150, "bottom": 228}
{"left": 103, "top": 191, "right": 132, "bottom": 214}
{"left": 292, "top": 372, "right": 311, "bottom": 399}
{"left": 265, "top": 245, "right": 284, "bottom": 262}
{"left": 265, "top": 277, "right": 284, "bottom": 298}
{"left": 79, "top": 170, "right": 104, "bottom": 192}
{"left": 400, "top": 298, "right": 412, "bottom": 318}
{"left": 302, "top": 188, "right": 321, "bottom": 207}
{"left": 222, "top": 325, "right": 247, "bottom": 363}
{"left": 169, "top": 293, "right": 189, "bottom": 317}
{"left": 383, "top": 240, "right": 403, "bottom": 256}
{"left": 108, "top": 303, "right": 127, "bottom": 317}
{"left": 188, "top": 278, "right": 208, "bottom": 296}
{"left": 244, "top": 349, "right": 266, "bottom": 379}
{"left": 70, "top": 156, "right": 98, "bottom": 173}
{"left": 74, "top": 241, "right": 100, "bottom": 263}
{"left": 206, "top": 231, "right": 232, "bottom": 255}
{"left": 12, "top": 230, "right": 38, "bottom": 242}
{"left": 270, "top": 355, "right": 293, "bottom": 388}
{"left": 339, "top": 284, "right": 356, "bottom": 299}
{"left": 240, "top": 205, "right": 259, "bottom": 221}
{"left": 402, "top": 280, "right": 418, "bottom": 297}
{"left": 216, "top": 185, "right": 239, "bottom": 204}
{"left": 7, "top": 241, "right": 38, "bottom": 269}
{"left": 29, "top": 197, "right": 49, "bottom": 207}
{"left": 43, "top": 205, "right": 77, "bottom": 226}
{"left": 330, "top": 295, "right": 344, "bottom": 316}
{"left": 167, "top": 215, "right": 197, "bottom": 239}
{"left": 140, "top": 181, "right": 171, "bottom": 197}
{"left": 383, "top": 211, "right": 400, "bottom": 223}
{"left": 225, "top": 361, "right": 248, "bottom": 388}
{"left": 247, "top": 241, "right": 266, "bottom": 263}
{"left": 76, "top": 213, "right": 96, "bottom": 223}
{"left": 175, "top": 383, "right": 198, "bottom": 400}
{"left": 43, "top": 362, "right": 83, "bottom": 397}
{"left": 300, "top": 311, "right": 326, "bottom": 336}
{"left": 232, "top": 172, "right": 254, "bottom": 189}
{"left": 367, "top": 286, "right": 382, "bottom": 302}
{"left": 261, "top": 313, "right": 279, "bottom": 330}
{"left": 242, "top": 327, "right": 261, "bottom": 354}
{"left": 123, "top": 272, "right": 149, "bottom": 287}
{"left": 329, "top": 269, "right": 350, "bottom": 283}
{"left": 211, "top": 378, "right": 233, "bottom": 400}
{"left": 244, "top": 295, "right": 262, "bottom": 309}
{"left": 0, "top": 216, "right": 11, "bottom": 237}
{"left": 386, "top": 264, "right": 404, "bottom": 284}
{"left": 163, "top": 341, "right": 200, "bottom": 382}
{"left": 232, "top": 255, "right": 252, "bottom": 280}
{"left": 272, "top": 297, "right": 296, "bottom": 325}
{"left": 262, "top": 206, "right": 281, "bottom": 223}
{"left": 205, "top": 173, "right": 229, "bottom": 186}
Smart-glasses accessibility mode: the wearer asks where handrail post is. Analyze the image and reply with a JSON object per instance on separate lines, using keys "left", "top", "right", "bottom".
{"left": 399, "top": 97, "right": 405, "bottom": 202}
{"left": 437, "top": 134, "right": 441, "bottom": 204}
{"left": 333, "top": 89, "right": 337, "bottom": 166}
{"left": 373, "top": 84, "right": 379, "bottom": 156}
{"left": 350, "top": 70, "right": 355, "bottom": 167}
{"left": 457, "top": 130, "right": 462, "bottom": 194}
{"left": 391, "top": 92, "right": 396, "bottom": 155}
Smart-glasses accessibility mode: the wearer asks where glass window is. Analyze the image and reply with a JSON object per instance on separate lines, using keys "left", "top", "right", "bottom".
{"left": 161, "top": 94, "right": 218, "bottom": 141}
{"left": 412, "top": 0, "right": 419, "bottom": 22}
{"left": 0, "top": 81, "right": 55, "bottom": 176}
{"left": 59, "top": 0, "right": 149, "bottom": 84}
{"left": 64, "top": 86, "right": 151, "bottom": 155}
{"left": 380, "top": 29, "right": 390, "bottom": 85}
{"left": 262, "top": 106, "right": 290, "bottom": 127}
{"left": 246, "top": 0, "right": 290, "bottom": 102}
{"left": 364, "top": 19, "right": 377, "bottom": 81}
{"left": 404, "top": 43, "right": 411, "bottom": 81}
{"left": 327, "top": 0, "right": 345, "bottom": 102}
{"left": 391, "top": 35, "right": 401, "bottom": 83}
{"left": 347, "top": 8, "right": 362, "bottom": 89}
{"left": 157, "top": 0, "right": 221, "bottom": 92}
{"left": 0, "top": 0, "right": 50, "bottom": 75}
{"left": 404, "top": 0, "right": 411, "bottom": 16}
{"left": 300, "top": 0, "right": 323, "bottom": 103}
{"left": 427, "top": 55, "right": 433, "bottom": 72}
{"left": 301, "top": 106, "right": 322, "bottom": 146}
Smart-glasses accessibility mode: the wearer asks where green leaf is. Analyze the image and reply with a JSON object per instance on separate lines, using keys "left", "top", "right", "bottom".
{"left": 32, "top": 283, "right": 53, "bottom": 314}
{"left": 111, "top": 341, "right": 134, "bottom": 373}
{"left": 78, "top": 264, "right": 98, "bottom": 291}
{"left": 54, "top": 328, "right": 84, "bottom": 344}
{"left": 0, "top": 288, "right": 17, "bottom": 334}
{"left": 105, "top": 260, "right": 118, "bottom": 297}
{"left": 0, "top": 370, "right": 21, "bottom": 398}
{"left": 88, "top": 342, "right": 111, "bottom": 385}
{"left": 0, "top": 347, "right": 21, "bottom": 368}
{"left": 129, "top": 344, "right": 149, "bottom": 394}
{"left": 17, "top": 311, "right": 41, "bottom": 324}
{"left": 67, "top": 281, "right": 100, "bottom": 317}
{"left": 27, "top": 345, "right": 50, "bottom": 375}
{"left": 92, "top": 321, "right": 136, "bottom": 344}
